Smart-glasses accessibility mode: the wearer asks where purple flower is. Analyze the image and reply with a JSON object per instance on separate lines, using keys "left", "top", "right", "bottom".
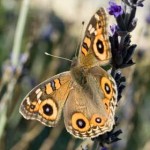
{"left": 108, "top": 0, "right": 123, "bottom": 18}
{"left": 101, "top": 147, "right": 108, "bottom": 150}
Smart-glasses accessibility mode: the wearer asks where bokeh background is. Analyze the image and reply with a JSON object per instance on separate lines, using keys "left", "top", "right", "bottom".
{"left": 0, "top": 0, "right": 150, "bottom": 150}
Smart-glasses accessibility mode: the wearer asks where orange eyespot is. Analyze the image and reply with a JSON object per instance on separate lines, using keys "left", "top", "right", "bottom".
{"left": 90, "top": 114, "right": 107, "bottom": 127}
{"left": 71, "top": 113, "right": 90, "bottom": 132}
{"left": 39, "top": 99, "right": 57, "bottom": 121}
{"left": 26, "top": 101, "right": 40, "bottom": 112}
{"left": 93, "top": 35, "right": 107, "bottom": 60}
{"left": 102, "top": 98, "right": 111, "bottom": 115}
{"left": 100, "top": 77, "right": 113, "bottom": 99}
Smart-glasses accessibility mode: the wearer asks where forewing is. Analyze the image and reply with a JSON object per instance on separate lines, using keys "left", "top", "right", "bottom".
{"left": 19, "top": 71, "right": 73, "bottom": 127}
{"left": 79, "top": 7, "right": 111, "bottom": 68}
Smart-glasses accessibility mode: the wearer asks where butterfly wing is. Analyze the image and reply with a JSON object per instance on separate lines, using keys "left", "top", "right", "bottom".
{"left": 63, "top": 67, "right": 117, "bottom": 138}
{"left": 19, "top": 71, "right": 73, "bottom": 127}
{"left": 79, "top": 7, "right": 111, "bottom": 67}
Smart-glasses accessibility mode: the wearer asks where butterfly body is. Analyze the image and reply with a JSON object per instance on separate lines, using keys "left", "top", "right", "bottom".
{"left": 20, "top": 8, "right": 118, "bottom": 139}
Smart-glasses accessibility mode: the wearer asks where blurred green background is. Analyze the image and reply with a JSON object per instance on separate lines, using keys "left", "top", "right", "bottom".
{"left": 0, "top": 0, "right": 150, "bottom": 150}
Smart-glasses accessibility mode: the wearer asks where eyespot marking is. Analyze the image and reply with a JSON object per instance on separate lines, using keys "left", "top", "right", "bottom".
{"left": 43, "top": 104, "right": 53, "bottom": 116}
{"left": 90, "top": 114, "right": 107, "bottom": 127}
{"left": 105, "top": 83, "right": 111, "bottom": 94}
{"left": 93, "top": 35, "right": 108, "bottom": 60}
{"left": 100, "top": 77, "right": 113, "bottom": 99}
{"left": 26, "top": 101, "right": 40, "bottom": 112}
{"left": 39, "top": 98, "right": 57, "bottom": 120}
{"left": 96, "top": 39, "right": 104, "bottom": 54}
{"left": 76, "top": 119, "right": 86, "bottom": 129}
{"left": 72, "top": 113, "right": 90, "bottom": 132}
{"left": 95, "top": 117, "right": 101, "bottom": 123}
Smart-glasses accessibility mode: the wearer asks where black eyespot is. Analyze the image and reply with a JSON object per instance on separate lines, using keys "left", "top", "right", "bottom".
{"left": 96, "top": 39, "right": 104, "bottom": 54}
{"left": 95, "top": 117, "right": 102, "bottom": 123}
{"left": 76, "top": 119, "right": 86, "bottom": 128}
{"left": 30, "top": 104, "right": 35, "bottom": 109}
{"left": 43, "top": 104, "right": 53, "bottom": 116}
{"left": 105, "top": 83, "right": 111, "bottom": 94}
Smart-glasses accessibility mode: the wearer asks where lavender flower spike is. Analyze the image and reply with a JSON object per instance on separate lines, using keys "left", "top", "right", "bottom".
{"left": 108, "top": 0, "right": 123, "bottom": 18}
{"left": 110, "top": 24, "right": 119, "bottom": 35}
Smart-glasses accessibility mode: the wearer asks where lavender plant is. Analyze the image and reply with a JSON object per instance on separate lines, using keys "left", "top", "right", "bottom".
{"left": 92, "top": 0, "right": 145, "bottom": 149}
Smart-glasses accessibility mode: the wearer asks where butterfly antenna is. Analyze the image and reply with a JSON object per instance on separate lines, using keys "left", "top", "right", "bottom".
{"left": 74, "top": 21, "right": 85, "bottom": 57}
{"left": 45, "top": 52, "right": 72, "bottom": 62}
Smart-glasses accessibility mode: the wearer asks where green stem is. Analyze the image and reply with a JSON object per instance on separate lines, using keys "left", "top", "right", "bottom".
{"left": 11, "top": 0, "right": 30, "bottom": 67}
{"left": 0, "top": 0, "right": 30, "bottom": 140}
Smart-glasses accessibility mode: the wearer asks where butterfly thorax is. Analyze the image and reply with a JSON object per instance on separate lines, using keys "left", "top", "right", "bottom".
{"left": 71, "top": 57, "right": 88, "bottom": 87}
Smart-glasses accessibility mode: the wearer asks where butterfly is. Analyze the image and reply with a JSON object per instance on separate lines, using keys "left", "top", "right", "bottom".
{"left": 19, "top": 7, "right": 118, "bottom": 139}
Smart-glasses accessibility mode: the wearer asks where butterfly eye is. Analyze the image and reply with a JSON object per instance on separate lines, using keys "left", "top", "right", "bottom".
{"left": 100, "top": 77, "right": 113, "bottom": 99}
{"left": 71, "top": 113, "right": 90, "bottom": 132}
{"left": 39, "top": 99, "right": 57, "bottom": 120}
{"left": 90, "top": 114, "right": 107, "bottom": 127}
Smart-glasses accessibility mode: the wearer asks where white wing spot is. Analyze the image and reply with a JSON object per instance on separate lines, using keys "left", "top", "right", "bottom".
{"left": 90, "top": 27, "right": 95, "bottom": 34}
{"left": 37, "top": 91, "right": 42, "bottom": 99}
{"left": 26, "top": 97, "right": 30, "bottom": 105}
{"left": 88, "top": 24, "right": 92, "bottom": 31}
{"left": 94, "top": 13, "right": 99, "bottom": 20}
{"left": 35, "top": 88, "right": 41, "bottom": 94}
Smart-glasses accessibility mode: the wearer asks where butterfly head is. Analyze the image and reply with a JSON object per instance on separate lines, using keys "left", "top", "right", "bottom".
{"left": 71, "top": 57, "right": 79, "bottom": 68}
